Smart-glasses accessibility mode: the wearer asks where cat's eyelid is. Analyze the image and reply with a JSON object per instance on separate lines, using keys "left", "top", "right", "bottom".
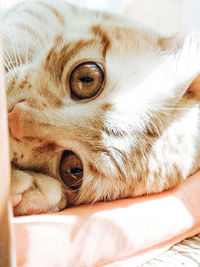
{"left": 68, "top": 58, "right": 105, "bottom": 72}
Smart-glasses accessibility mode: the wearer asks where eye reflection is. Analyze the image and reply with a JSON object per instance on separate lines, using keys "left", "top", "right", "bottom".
{"left": 59, "top": 151, "right": 83, "bottom": 190}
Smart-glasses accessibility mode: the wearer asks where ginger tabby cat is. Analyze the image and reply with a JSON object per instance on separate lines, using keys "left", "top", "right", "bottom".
{"left": 2, "top": 0, "right": 200, "bottom": 215}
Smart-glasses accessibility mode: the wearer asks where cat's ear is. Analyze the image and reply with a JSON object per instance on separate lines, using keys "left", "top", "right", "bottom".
{"left": 188, "top": 75, "right": 200, "bottom": 99}
{"left": 160, "top": 33, "right": 200, "bottom": 99}
{"left": 159, "top": 33, "right": 185, "bottom": 51}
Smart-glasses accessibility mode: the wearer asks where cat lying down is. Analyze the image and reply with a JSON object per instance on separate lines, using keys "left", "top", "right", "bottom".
{"left": 2, "top": 0, "right": 200, "bottom": 216}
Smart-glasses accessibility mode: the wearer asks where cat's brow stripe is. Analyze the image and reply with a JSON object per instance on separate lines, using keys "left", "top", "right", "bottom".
{"left": 59, "top": 39, "right": 96, "bottom": 63}
{"left": 44, "top": 45, "right": 69, "bottom": 79}
{"left": 38, "top": 2, "right": 65, "bottom": 26}
{"left": 91, "top": 25, "right": 111, "bottom": 58}
{"left": 34, "top": 142, "right": 59, "bottom": 153}
{"left": 44, "top": 39, "right": 96, "bottom": 80}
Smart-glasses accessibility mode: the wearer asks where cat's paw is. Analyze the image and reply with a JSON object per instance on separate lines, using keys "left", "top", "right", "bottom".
{"left": 11, "top": 169, "right": 67, "bottom": 216}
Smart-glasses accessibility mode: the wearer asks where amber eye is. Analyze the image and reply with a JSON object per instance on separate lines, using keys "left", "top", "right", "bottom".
{"left": 59, "top": 151, "right": 83, "bottom": 190}
{"left": 69, "top": 62, "right": 104, "bottom": 100}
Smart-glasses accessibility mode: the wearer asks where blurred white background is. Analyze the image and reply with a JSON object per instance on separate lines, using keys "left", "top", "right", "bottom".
{"left": 1, "top": 0, "right": 130, "bottom": 13}
{"left": 1, "top": 0, "right": 200, "bottom": 35}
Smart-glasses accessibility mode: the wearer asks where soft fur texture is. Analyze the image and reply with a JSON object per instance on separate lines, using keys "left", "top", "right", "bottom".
{"left": 2, "top": 0, "right": 200, "bottom": 215}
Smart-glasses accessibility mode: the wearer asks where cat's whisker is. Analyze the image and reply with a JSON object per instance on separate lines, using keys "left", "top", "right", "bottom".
{"left": 10, "top": 24, "right": 22, "bottom": 67}
{"left": 3, "top": 57, "right": 13, "bottom": 72}
{"left": 2, "top": 53, "right": 12, "bottom": 70}
{"left": 7, "top": 24, "right": 19, "bottom": 68}
{"left": 21, "top": 14, "right": 29, "bottom": 64}
{"left": 2, "top": 46, "right": 15, "bottom": 71}
{"left": 4, "top": 60, "right": 12, "bottom": 72}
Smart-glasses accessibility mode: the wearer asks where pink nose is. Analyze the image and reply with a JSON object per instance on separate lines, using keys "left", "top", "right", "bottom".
{"left": 8, "top": 102, "right": 24, "bottom": 140}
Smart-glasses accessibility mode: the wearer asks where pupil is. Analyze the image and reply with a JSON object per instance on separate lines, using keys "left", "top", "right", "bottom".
{"left": 79, "top": 76, "right": 94, "bottom": 83}
{"left": 66, "top": 168, "right": 83, "bottom": 175}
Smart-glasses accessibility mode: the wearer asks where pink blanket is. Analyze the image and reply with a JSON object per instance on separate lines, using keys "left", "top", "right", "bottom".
{"left": 14, "top": 171, "right": 200, "bottom": 267}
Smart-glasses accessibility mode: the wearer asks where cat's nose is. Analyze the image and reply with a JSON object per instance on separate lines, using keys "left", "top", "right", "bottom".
{"left": 8, "top": 102, "right": 26, "bottom": 140}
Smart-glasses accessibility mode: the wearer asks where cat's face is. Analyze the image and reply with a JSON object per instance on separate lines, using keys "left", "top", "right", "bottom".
{"left": 5, "top": 2, "right": 200, "bottom": 206}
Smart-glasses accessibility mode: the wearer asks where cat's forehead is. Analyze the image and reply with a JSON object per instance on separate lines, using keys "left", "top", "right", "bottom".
{"left": 61, "top": 13, "right": 159, "bottom": 57}
{"left": 41, "top": 15, "right": 162, "bottom": 92}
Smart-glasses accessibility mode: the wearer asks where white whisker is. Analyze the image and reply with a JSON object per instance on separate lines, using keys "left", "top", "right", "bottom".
{"left": 4, "top": 59, "right": 13, "bottom": 72}
{"left": 11, "top": 23, "right": 22, "bottom": 67}
{"left": 21, "top": 13, "right": 29, "bottom": 64}
{"left": 7, "top": 24, "right": 19, "bottom": 68}
{"left": 2, "top": 44, "right": 15, "bottom": 70}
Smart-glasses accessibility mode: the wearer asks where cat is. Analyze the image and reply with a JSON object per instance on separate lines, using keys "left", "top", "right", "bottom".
{"left": 2, "top": 0, "right": 200, "bottom": 216}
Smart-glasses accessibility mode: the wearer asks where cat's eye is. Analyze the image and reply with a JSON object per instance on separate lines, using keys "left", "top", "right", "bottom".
{"left": 69, "top": 62, "right": 104, "bottom": 100}
{"left": 59, "top": 151, "right": 83, "bottom": 190}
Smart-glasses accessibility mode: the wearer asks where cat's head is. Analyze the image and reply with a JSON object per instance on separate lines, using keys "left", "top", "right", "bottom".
{"left": 5, "top": 2, "right": 200, "bottom": 206}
